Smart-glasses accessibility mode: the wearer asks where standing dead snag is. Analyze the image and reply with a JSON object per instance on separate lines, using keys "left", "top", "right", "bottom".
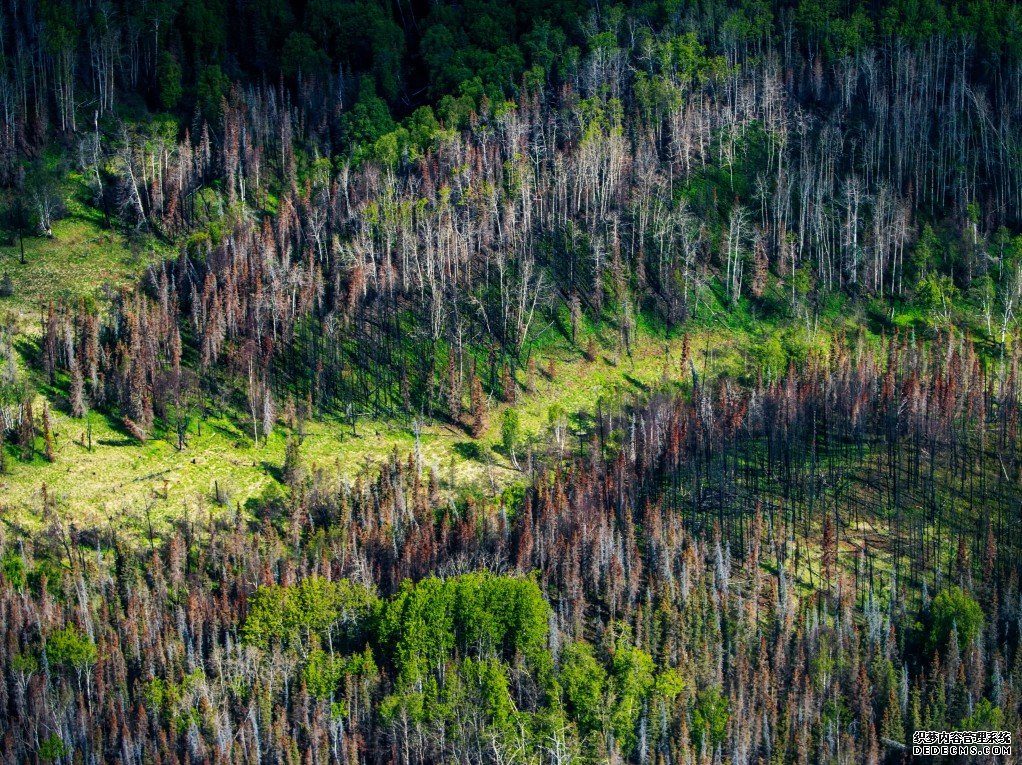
{"left": 18, "top": 397, "right": 35, "bottom": 461}
{"left": 470, "top": 373, "right": 487, "bottom": 438}
{"left": 821, "top": 513, "right": 837, "bottom": 592}
{"left": 42, "top": 403, "right": 55, "bottom": 462}
{"left": 569, "top": 292, "right": 581, "bottom": 344}
{"left": 69, "top": 357, "right": 85, "bottom": 419}
{"left": 501, "top": 363, "right": 516, "bottom": 404}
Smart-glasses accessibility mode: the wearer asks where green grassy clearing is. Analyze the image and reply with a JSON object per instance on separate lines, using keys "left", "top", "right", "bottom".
{"left": 0, "top": 200, "right": 791, "bottom": 527}
{"left": 0, "top": 319, "right": 761, "bottom": 530}
{"left": 0, "top": 183, "right": 992, "bottom": 536}
{"left": 0, "top": 412, "right": 434, "bottom": 530}
{"left": 0, "top": 187, "right": 168, "bottom": 330}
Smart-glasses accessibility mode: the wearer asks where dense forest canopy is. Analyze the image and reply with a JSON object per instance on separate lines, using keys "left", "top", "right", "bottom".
{"left": 1, "top": 0, "right": 1022, "bottom": 763}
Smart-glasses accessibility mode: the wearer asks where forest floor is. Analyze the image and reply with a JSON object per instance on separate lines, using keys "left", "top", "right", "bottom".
{"left": 0, "top": 310, "right": 752, "bottom": 531}
{"left": 0, "top": 217, "right": 162, "bottom": 324}
{"left": 0, "top": 169, "right": 172, "bottom": 323}
{"left": 0, "top": 199, "right": 950, "bottom": 537}
{"left": 0, "top": 200, "right": 766, "bottom": 528}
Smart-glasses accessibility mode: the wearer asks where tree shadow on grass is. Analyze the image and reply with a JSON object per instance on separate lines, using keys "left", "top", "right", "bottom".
{"left": 569, "top": 409, "right": 594, "bottom": 431}
{"left": 206, "top": 420, "right": 243, "bottom": 439}
{"left": 97, "top": 437, "right": 136, "bottom": 447}
{"left": 453, "top": 441, "right": 484, "bottom": 461}
{"left": 13, "top": 336, "right": 38, "bottom": 364}
{"left": 623, "top": 373, "right": 649, "bottom": 392}
{"left": 259, "top": 460, "right": 284, "bottom": 483}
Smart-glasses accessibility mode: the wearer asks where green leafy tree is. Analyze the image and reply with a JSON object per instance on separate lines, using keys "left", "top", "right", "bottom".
{"left": 306, "top": 0, "right": 404, "bottom": 100}
{"left": 559, "top": 642, "right": 607, "bottom": 738}
{"left": 375, "top": 572, "right": 550, "bottom": 755}
{"left": 693, "top": 686, "right": 730, "bottom": 751}
{"left": 344, "top": 77, "right": 396, "bottom": 153}
{"left": 879, "top": 0, "right": 950, "bottom": 42}
{"left": 243, "top": 576, "right": 377, "bottom": 655}
{"left": 46, "top": 625, "right": 97, "bottom": 673}
{"left": 757, "top": 334, "right": 786, "bottom": 378}
{"left": 521, "top": 21, "right": 567, "bottom": 83}
{"left": 197, "top": 64, "right": 231, "bottom": 125}
{"left": 366, "top": 128, "right": 409, "bottom": 169}
{"left": 281, "top": 32, "right": 329, "bottom": 81}
{"left": 303, "top": 646, "right": 377, "bottom": 700}
{"left": 501, "top": 408, "right": 521, "bottom": 462}
{"left": 46, "top": 625, "right": 98, "bottom": 699}
{"left": 157, "top": 52, "right": 184, "bottom": 110}
{"left": 420, "top": 23, "right": 472, "bottom": 99}
{"left": 928, "top": 587, "right": 984, "bottom": 654}
{"left": 462, "top": 656, "right": 515, "bottom": 731}
{"left": 182, "top": 0, "right": 228, "bottom": 61}
{"left": 144, "top": 669, "right": 206, "bottom": 731}
{"left": 795, "top": 0, "right": 873, "bottom": 58}
{"left": 961, "top": 698, "right": 1004, "bottom": 731}
{"left": 378, "top": 573, "right": 549, "bottom": 687}
{"left": 248, "top": 0, "right": 297, "bottom": 71}
{"left": 609, "top": 639, "right": 655, "bottom": 755}
{"left": 912, "top": 224, "right": 942, "bottom": 277}
{"left": 405, "top": 107, "right": 444, "bottom": 158}
{"left": 38, "top": 734, "right": 68, "bottom": 763}
{"left": 1, "top": 550, "right": 25, "bottom": 590}
{"left": 11, "top": 651, "right": 39, "bottom": 678}
{"left": 436, "top": 78, "right": 486, "bottom": 129}
{"left": 916, "top": 272, "right": 958, "bottom": 326}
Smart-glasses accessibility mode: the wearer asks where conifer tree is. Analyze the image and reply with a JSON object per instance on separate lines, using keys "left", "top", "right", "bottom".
{"left": 470, "top": 372, "right": 487, "bottom": 438}
{"left": 69, "top": 357, "right": 85, "bottom": 418}
{"left": 447, "top": 348, "right": 461, "bottom": 423}
{"left": 18, "top": 397, "right": 34, "bottom": 461}
{"left": 569, "top": 292, "right": 581, "bottom": 344}
{"left": 283, "top": 435, "right": 304, "bottom": 489}
{"left": 42, "top": 403, "right": 54, "bottom": 462}
{"left": 501, "top": 363, "right": 516, "bottom": 404}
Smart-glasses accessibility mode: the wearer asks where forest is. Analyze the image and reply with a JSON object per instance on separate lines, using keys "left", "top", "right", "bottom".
{"left": 1, "top": 0, "right": 1022, "bottom": 762}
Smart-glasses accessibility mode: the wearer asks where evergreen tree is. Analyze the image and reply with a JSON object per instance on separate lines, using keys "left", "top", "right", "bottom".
{"left": 470, "top": 372, "right": 487, "bottom": 438}
{"left": 42, "top": 403, "right": 54, "bottom": 462}
{"left": 18, "top": 398, "right": 34, "bottom": 461}
{"left": 69, "top": 357, "right": 85, "bottom": 419}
